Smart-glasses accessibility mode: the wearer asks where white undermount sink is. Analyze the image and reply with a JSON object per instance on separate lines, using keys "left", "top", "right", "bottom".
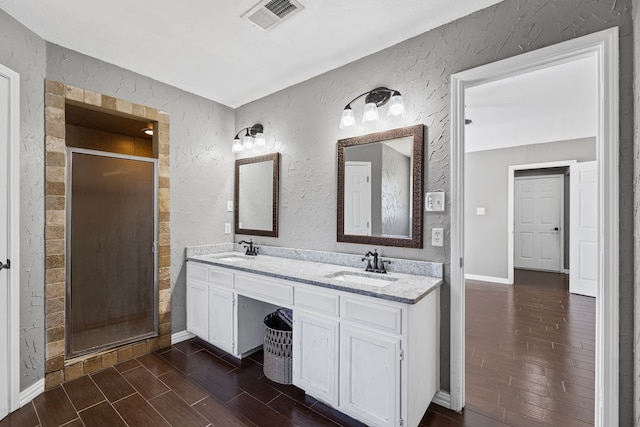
{"left": 209, "top": 255, "right": 247, "bottom": 262}
{"left": 326, "top": 271, "right": 397, "bottom": 287}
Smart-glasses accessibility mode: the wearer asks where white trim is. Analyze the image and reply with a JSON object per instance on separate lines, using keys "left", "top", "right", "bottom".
{"left": 511, "top": 168, "right": 571, "bottom": 278}
{"left": 562, "top": 269, "right": 570, "bottom": 275}
{"left": 171, "top": 330, "right": 196, "bottom": 345}
{"left": 450, "top": 28, "right": 619, "bottom": 426}
{"left": 432, "top": 390, "right": 452, "bottom": 409}
{"left": 0, "top": 64, "right": 20, "bottom": 414}
{"left": 18, "top": 379, "right": 43, "bottom": 408}
{"left": 464, "top": 274, "right": 511, "bottom": 285}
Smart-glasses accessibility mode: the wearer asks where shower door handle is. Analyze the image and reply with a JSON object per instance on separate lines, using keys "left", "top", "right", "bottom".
{"left": 0, "top": 259, "right": 10, "bottom": 271}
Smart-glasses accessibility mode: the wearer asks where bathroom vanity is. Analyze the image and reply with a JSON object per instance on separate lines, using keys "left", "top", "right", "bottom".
{"left": 186, "top": 250, "right": 441, "bottom": 427}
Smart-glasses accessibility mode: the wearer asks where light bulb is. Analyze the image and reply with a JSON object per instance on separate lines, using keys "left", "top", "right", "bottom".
{"left": 232, "top": 138, "right": 243, "bottom": 153}
{"left": 362, "top": 102, "right": 379, "bottom": 124}
{"left": 254, "top": 132, "right": 266, "bottom": 146}
{"left": 243, "top": 133, "right": 254, "bottom": 149}
{"left": 387, "top": 93, "right": 405, "bottom": 117}
{"left": 339, "top": 107, "right": 356, "bottom": 129}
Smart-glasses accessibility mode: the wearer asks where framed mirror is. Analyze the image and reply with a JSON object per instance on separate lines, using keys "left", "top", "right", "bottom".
{"left": 337, "top": 125, "right": 424, "bottom": 248}
{"left": 235, "top": 153, "right": 279, "bottom": 237}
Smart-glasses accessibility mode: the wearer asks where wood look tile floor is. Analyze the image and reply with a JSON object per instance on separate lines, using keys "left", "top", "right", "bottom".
{"left": 1, "top": 268, "right": 594, "bottom": 427}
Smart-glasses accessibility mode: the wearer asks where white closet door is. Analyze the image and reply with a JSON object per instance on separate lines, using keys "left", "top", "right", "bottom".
{"left": 570, "top": 161, "right": 597, "bottom": 297}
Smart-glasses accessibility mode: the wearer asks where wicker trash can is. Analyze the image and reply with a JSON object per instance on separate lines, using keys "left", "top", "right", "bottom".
{"left": 263, "top": 310, "right": 293, "bottom": 384}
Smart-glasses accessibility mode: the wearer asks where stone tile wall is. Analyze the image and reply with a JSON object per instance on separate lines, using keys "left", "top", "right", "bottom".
{"left": 43, "top": 80, "right": 171, "bottom": 389}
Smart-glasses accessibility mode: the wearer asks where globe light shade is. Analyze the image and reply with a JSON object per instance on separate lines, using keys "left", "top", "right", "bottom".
{"left": 387, "top": 93, "right": 406, "bottom": 117}
{"left": 339, "top": 107, "right": 356, "bottom": 129}
{"left": 242, "top": 133, "right": 254, "bottom": 149}
{"left": 231, "top": 138, "right": 243, "bottom": 153}
{"left": 254, "top": 132, "right": 266, "bottom": 146}
{"left": 362, "top": 102, "right": 379, "bottom": 124}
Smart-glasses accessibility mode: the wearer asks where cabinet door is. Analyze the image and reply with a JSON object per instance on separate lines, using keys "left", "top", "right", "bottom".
{"left": 208, "top": 287, "right": 235, "bottom": 354}
{"left": 293, "top": 311, "right": 339, "bottom": 406}
{"left": 340, "top": 325, "right": 401, "bottom": 427}
{"left": 186, "top": 281, "right": 209, "bottom": 339}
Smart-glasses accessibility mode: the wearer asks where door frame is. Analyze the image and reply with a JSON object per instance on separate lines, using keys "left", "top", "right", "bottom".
{"left": 450, "top": 28, "right": 619, "bottom": 426}
{"left": 0, "top": 63, "right": 20, "bottom": 414}
{"left": 508, "top": 161, "right": 576, "bottom": 283}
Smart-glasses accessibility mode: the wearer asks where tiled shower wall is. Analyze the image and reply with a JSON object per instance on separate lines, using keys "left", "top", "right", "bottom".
{"left": 43, "top": 81, "right": 172, "bottom": 389}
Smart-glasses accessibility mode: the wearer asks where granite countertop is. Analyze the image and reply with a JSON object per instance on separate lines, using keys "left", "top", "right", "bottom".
{"left": 188, "top": 252, "right": 442, "bottom": 304}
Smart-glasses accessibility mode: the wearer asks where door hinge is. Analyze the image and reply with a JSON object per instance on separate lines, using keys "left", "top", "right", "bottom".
{"left": 0, "top": 259, "right": 10, "bottom": 271}
{"left": 367, "top": 176, "right": 370, "bottom": 183}
{"left": 399, "top": 349, "right": 404, "bottom": 361}
{"left": 152, "top": 241, "right": 158, "bottom": 254}
{"left": 399, "top": 418, "right": 403, "bottom": 426}
{"left": 367, "top": 221, "right": 370, "bottom": 229}
{"left": 460, "top": 257, "right": 464, "bottom": 268}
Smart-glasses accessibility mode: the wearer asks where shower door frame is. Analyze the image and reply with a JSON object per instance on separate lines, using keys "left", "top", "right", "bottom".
{"left": 65, "top": 147, "right": 159, "bottom": 358}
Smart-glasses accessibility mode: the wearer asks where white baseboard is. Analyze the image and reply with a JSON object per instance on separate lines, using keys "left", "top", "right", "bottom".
{"left": 562, "top": 269, "right": 570, "bottom": 274}
{"left": 464, "top": 274, "right": 511, "bottom": 285}
{"left": 19, "top": 378, "right": 44, "bottom": 407}
{"left": 432, "top": 390, "right": 452, "bottom": 409}
{"left": 171, "top": 330, "right": 195, "bottom": 345}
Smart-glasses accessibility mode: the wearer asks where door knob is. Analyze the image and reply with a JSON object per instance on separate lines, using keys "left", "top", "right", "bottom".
{"left": 0, "top": 259, "right": 10, "bottom": 271}
{"left": 553, "top": 227, "right": 559, "bottom": 231}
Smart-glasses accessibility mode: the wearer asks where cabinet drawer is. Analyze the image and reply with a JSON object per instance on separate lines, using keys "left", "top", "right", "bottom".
{"left": 295, "top": 287, "right": 339, "bottom": 317}
{"left": 341, "top": 297, "right": 402, "bottom": 335}
{"left": 235, "top": 273, "right": 293, "bottom": 306}
{"left": 187, "top": 262, "right": 209, "bottom": 282}
{"left": 208, "top": 267, "right": 234, "bottom": 289}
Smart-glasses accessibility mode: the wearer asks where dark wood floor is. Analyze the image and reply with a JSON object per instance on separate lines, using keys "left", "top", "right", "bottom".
{"left": 463, "top": 269, "right": 595, "bottom": 426}
{"left": 1, "top": 268, "right": 594, "bottom": 427}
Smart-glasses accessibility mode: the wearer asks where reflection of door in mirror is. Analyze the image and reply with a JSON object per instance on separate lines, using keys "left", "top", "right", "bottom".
{"left": 344, "top": 162, "right": 371, "bottom": 236}
{"left": 344, "top": 136, "right": 412, "bottom": 238}
{"left": 238, "top": 160, "right": 273, "bottom": 230}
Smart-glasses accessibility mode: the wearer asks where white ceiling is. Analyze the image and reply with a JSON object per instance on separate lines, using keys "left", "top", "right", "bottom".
{"left": 464, "top": 55, "right": 597, "bottom": 153}
{"left": 0, "top": 0, "right": 502, "bottom": 108}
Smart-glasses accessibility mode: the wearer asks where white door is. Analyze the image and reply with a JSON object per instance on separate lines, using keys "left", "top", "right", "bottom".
{"left": 340, "top": 325, "right": 400, "bottom": 427}
{"left": 293, "top": 311, "right": 339, "bottom": 406}
{"left": 570, "top": 161, "right": 597, "bottom": 297}
{"left": 0, "top": 68, "right": 9, "bottom": 421}
{"left": 186, "top": 279, "right": 208, "bottom": 340}
{"left": 344, "top": 162, "right": 371, "bottom": 236}
{"left": 514, "top": 175, "right": 563, "bottom": 272}
{"left": 208, "top": 287, "right": 234, "bottom": 353}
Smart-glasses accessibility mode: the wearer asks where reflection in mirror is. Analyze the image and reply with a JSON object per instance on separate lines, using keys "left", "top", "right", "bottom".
{"left": 338, "top": 125, "right": 423, "bottom": 248}
{"left": 235, "top": 153, "right": 279, "bottom": 237}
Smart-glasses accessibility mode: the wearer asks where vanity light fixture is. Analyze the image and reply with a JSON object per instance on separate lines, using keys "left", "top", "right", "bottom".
{"left": 339, "top": 87, "right": 405, "bottom": 129}
{"left": 232, "top": 123, "right": 265, "bottom": 153}
{"left": 141, "top": 127, "right": 154, "bottom": 136}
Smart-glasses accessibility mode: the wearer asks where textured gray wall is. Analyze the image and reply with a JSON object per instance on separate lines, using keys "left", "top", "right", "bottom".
{"left": 465, "top": 137, "right": 595, "bottom": 279}
{"left": 45, "top": 47, "right": 236, "bottom": 334}
{"left": 634, "top": 0, "right": 640, "bottom": 424}
{"left": 0, "top": 10, "right": 47, "bottom": 390}
{"left": 235, "top": 0, "right": 634, "bottom": 421}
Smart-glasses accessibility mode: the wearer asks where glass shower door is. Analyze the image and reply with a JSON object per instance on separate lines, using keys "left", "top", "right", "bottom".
{"left": 67, "top": 149, "right": 158, "bottom": 358}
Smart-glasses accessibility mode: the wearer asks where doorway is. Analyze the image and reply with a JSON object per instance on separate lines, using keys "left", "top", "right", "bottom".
{"left": 0, "top": 63, "right": 20, "bottom": 420}
{"left": 450, "top": 28, "right": 619, "bottom": 426}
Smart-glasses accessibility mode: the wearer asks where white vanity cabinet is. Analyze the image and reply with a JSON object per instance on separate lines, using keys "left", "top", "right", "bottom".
{"left": 186, "top": 262, "right": 236, "bottom": 354}
{"left": 186, "top": 259, "right": 439, "bottom": 427}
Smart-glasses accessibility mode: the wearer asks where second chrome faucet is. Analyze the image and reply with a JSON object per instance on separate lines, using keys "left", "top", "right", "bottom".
{"left": 362, "top": 249, "right": 391, "bottom": 273}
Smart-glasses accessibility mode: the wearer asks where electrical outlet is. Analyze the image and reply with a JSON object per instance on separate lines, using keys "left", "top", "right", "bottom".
{"left": 224, "top": 223, "right": 231, "bottom": 234}
{"left": 432, "top": 228, "right": 444, "bottom": 247}
{"left": 227, "top": 200, "right": 233, "bottom": 212}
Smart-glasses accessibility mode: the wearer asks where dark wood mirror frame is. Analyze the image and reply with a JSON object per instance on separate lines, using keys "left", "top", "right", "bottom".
{"left": 235, "top": 152, "right": 280, "bottom": 237}
{"left": 337, "top": 125, "right": 424, "bottom": 248}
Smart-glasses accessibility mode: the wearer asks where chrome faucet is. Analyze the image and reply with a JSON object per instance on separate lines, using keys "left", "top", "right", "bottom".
{"left": 238, "top": 239, "right": 259, "bottom": 256}
{"left": 362, "top": 249, "right": 391, "bottom": 273}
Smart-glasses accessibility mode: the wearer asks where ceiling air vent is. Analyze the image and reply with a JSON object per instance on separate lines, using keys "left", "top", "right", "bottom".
{"left": 242, "top": 0, "right": 304, "bottom": 31}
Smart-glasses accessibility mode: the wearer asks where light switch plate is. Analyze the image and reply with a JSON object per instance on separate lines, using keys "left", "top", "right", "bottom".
{"left": 227, "top": 200, "right": 233, "bottom": 212}
{"left": 426, "top": 192, "right": 445, "bottom": 212}
{"left": 224, "top": 223, "right": 231, "bottom": 234}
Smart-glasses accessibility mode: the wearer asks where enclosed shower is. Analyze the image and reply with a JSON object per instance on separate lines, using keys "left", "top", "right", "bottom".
{"left": 66, "top": 147, "right": 158, "bottom": 358}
